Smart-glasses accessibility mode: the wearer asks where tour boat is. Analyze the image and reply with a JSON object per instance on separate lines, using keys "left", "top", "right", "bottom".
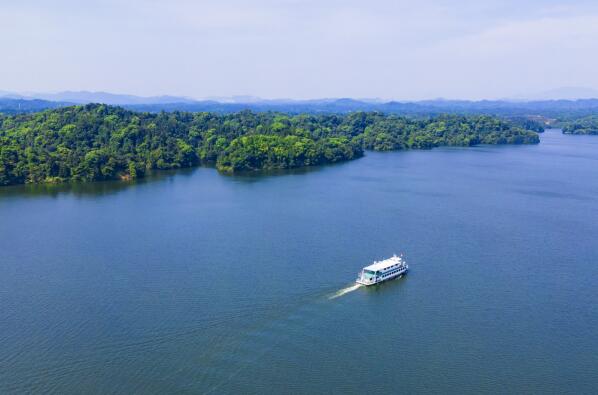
{"left": 356, "top": 254, "right": 408, "bottom": 286}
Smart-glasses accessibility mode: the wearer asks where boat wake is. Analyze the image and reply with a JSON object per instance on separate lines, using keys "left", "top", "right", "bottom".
{"left": 328, "top": 283, "right": 362, "bottom": 300}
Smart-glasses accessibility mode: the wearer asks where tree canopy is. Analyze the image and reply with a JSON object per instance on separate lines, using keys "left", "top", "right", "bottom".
{"left": 562, "top": 116, "right": 598, "bottom": 135}
{"left": 0, "top": 104, "right": 540, "bottom": 186}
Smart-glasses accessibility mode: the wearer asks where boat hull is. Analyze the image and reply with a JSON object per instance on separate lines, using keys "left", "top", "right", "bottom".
{"left": 356, "top": 268, "right": 408, "bottom": 286}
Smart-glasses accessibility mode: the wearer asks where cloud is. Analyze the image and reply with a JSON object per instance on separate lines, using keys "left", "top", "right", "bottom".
{"left": 1, "top": 0, "right": 597, "bottom": 99}
{"left": 400, "top": 13, "right": 598, "bottom": 99}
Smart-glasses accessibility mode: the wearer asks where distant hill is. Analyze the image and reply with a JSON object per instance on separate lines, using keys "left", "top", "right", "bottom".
{"left": 3, "top": 91, "right": 598, "bottom": 119}
{"left": 0, "top": 98, "right": 72, "bottom": 114}
{"left": 0, "top": 90, "right": 195, "bottom": 105}
{"left": 125, "top": 98, "right": 598, "bottom": 118}
{"left": 514, "top": 87, "right": 598, "bottom": 101}
{"left": 27, "top": 91, "right": 196, "bottom": 105}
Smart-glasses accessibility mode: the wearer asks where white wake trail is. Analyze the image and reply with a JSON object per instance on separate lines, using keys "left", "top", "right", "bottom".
{"left": 328, "top": 283, "right": 363, "bottom": 300}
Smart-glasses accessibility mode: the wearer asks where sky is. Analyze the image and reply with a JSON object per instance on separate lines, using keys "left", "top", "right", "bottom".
{"left": 2, "top": 0, "right": 598, "bottom": 100}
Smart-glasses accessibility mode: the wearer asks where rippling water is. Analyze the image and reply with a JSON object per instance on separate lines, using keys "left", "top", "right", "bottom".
{"left": 1, "top": 130, "right": 597, "bottom": 394}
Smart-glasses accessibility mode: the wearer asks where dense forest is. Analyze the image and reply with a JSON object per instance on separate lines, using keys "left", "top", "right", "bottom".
{"left": 562, "top": 116, "right": 598, "bottom": 135}
{"left": 0, "top": 104, "right": 540, "bottom": 186}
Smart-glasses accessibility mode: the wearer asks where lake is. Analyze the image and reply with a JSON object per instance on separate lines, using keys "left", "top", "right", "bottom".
{"left": 1, "top": 129, "right": 597, "bottom": 394}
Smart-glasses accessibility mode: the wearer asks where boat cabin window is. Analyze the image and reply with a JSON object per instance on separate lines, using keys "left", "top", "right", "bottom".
{"left": 363, "top": 270, "right": 377, "bottom": 280}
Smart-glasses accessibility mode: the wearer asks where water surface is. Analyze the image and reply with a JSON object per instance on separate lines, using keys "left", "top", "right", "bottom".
{"left": 1, "top": 130, "right": 597, "bottom": 394}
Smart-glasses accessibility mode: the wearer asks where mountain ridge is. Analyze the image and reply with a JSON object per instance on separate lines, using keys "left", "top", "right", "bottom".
{"left": 3, "top": 91, "right": 598, "bottom": 117}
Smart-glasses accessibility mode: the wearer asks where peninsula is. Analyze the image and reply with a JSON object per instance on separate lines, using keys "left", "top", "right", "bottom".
{"left": 0, "top": 104, "right": 540, "bottom": 186}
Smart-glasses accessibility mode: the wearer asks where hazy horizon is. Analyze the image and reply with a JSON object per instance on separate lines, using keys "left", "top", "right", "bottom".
{"left": 5, "top": 86, "right": 598, "bottom": 103}
{"left": 2, "top": 0, "right": 598, "bottom": 100}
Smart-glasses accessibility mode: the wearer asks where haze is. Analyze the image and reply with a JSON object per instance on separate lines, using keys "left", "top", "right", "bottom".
{"left": 2, "top": 0, "right": 598, "bottom": 100}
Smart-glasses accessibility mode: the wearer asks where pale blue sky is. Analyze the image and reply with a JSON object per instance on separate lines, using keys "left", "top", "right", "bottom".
{"left": 2, "top": 0, "right": 598, "bottom": 100}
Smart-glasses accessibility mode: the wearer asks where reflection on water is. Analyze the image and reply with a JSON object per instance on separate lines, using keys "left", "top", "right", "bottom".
{"left": 0, "top": 161, "right": 348, "bottom": 198}
{"left": 0, "top": 168, "right": 196, "bottom": 199}
{"left": 225, "top": 159, "right": 360, "bottom": 184}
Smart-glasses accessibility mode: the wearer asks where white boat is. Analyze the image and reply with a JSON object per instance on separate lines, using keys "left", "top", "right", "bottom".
{"left": 356, "top": 254, "right": 408, "bottom": 286}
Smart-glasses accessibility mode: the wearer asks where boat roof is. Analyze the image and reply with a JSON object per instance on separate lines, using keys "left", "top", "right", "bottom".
{"left": 364, "top": 255, "right": 402, "bottom": 271}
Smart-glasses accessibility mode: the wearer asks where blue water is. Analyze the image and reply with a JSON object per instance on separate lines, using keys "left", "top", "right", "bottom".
{"left": 1, "top": 130, "right": 597, "bottom": 394}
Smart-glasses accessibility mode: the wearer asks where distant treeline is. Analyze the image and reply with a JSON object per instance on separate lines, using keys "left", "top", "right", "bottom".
{"left": 123, "top": 99, "right": 598, "bottom": 119}
{"left": 0, "top": 98, "right": 72, "bottom": 115}
{"left": 0, "top": 104, "right": 540, "bottom": 186}
{"left": 5, "top": 96, "right": 598, "bottom": 119}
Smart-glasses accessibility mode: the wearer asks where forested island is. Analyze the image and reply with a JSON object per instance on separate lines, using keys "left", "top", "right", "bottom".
{"left": 562, "top": 116, "right": 598, "bottom": 135}
{"left": 0, "top": 104, "right": 540, "bottom": 186}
